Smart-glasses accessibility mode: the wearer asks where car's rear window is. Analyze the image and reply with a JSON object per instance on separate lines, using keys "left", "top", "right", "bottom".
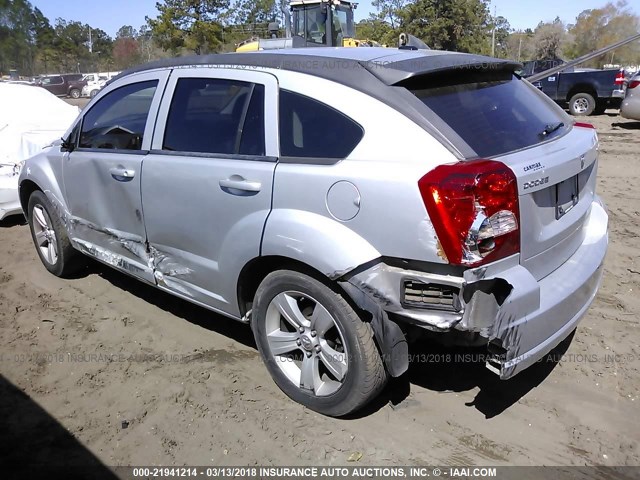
{"left": 409, "top": 72, "right": 568, "bottom": 158}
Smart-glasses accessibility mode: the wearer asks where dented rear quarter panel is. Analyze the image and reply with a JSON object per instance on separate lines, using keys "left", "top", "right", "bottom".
{"left": 262, "top": 71, "right": 459, "bottom": 276}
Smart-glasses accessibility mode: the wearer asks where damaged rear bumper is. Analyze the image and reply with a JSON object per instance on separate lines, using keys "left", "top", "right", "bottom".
{"left": 341, "top": 198, "right": 608, "bottom": 380}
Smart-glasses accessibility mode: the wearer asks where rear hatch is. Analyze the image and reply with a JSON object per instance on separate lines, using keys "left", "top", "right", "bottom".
{"left": 405, "top": 69, "right": 598, "bottom": 279}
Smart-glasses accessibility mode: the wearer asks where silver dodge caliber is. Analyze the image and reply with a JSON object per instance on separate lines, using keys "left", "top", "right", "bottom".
{"left": 19, "top": 48, "right": 608, "bottom": 416}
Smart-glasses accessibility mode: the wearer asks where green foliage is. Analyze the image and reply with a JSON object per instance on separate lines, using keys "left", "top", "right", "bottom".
{"left": 400, "top": 0, "right": 491, "bottom": 53}
{"left": 565, "top": 1, "right": 640, "bottom": 67}
{"left": 532, "top": 18, "right": 567, "bottom": 60}
{"left": 146, "top": 0, "right": 230, "bottom": 55}
{"left": 0, "top": 0, "right": 37, "bottom": 74}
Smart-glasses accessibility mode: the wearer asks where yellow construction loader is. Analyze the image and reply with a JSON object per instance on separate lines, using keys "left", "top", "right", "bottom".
{"left": 235, "top": 0, "right": 383, "bottom": 52}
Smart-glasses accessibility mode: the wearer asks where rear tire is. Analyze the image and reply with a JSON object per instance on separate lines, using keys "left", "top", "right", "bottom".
{"left": 569, "top": 92, "right": 596, "bottom": 116}
{"left": 251, "top": 270, "right": 387, "bottom": 417}
{"left": 90, "top": 89, "right": 99, "bottom": 98}
{"left": 27, "top": 191, "right": 84, "bottom": 277}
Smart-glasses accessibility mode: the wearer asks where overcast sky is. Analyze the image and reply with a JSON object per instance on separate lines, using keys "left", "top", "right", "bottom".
{"left": 30, "top": 0, "right": 640, "bottom": 37}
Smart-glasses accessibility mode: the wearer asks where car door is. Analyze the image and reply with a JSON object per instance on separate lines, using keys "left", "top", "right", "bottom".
{"left": 41, "top": 76, "right": 64, "bottom": 96}
{"left": 142, "top": 68, "right": 279, "bottom": 316}
{"left": 63, "top": 71, "right": 170, "bottom": 283}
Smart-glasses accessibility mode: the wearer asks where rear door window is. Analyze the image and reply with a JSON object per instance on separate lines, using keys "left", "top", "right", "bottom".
{"left": 409, "top": 72, "right": 568, "bottom": 158}
{"left": 163, "top": 78, "right": 265, "bottom": 156}
{"left": 279, "top": 90, "right": 363, "bottom": 159}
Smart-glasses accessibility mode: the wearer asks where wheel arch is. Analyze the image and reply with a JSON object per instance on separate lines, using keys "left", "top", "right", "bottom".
{"left": 566, "top": 84, "right": 597, "bottom": 102}
{"left": 237, "top": 255, "right": 346, "bottom": 318}
{"left": 19, "top": 179, "right": 42, "bottom": 215}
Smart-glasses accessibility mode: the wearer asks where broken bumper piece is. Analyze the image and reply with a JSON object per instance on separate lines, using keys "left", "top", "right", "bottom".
{"left": 342, "top": 198, "right": 608, "bottom": 380}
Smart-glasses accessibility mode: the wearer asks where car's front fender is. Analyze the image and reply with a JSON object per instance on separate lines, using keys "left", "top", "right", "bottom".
{"left": 18, "top": 146, "right": 69, "bottom": 226}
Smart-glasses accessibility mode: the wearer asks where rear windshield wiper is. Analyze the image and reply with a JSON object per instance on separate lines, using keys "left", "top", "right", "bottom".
{"left": 539, "top": 122, "right": 565, "bottom": 137}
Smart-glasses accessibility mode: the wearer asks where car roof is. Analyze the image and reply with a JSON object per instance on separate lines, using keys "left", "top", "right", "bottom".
{"left": 116, "top": 47, "right": 520, "bottom": 87}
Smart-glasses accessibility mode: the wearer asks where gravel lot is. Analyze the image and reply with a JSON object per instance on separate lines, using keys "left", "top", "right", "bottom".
{"left": 0, "top": 111, "right": 638, "bottom": 469}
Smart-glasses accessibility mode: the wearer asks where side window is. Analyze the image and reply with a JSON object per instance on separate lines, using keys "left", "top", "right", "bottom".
{"left": 163, "top": 78, "right": 265, "bottom": 156}
{"left": 43, "top": 76, "right": 63, "bottom": 86}
{"left": 279, "top": 90, "right": 364, "bottom": 159}
{"left": 79, "top": 80, "right": 158, "bottom": 151}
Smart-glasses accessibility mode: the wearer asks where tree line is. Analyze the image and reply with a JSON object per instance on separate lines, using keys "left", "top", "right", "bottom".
{"left": 1, "top": 0, "right": 639, "bottom": 77}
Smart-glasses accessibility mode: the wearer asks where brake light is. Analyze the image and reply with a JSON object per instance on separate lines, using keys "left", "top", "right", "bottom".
{"left": 419, "top": 160, "right": 520, "bottom": 266}
{"left": 629, "top": 80, "right": 640, "bottom": 89}
{"left": 574, "top": 122, "right": 595, "bottom": 129}
{"left": 615, "top": 69, "right": 626, "bottom": 86}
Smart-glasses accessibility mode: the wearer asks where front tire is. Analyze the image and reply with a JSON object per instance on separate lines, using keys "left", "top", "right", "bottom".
{"left": 252, "top": 270, "right": 387, "bottom": 417}
{"left": 69, "top": 88, "right": 81, "bottom": 99}
{"left": 569, "top": 92, "right": 596, "bottom": 116}
{"left": 27, "top": 191, "right": 83, "bottom": 277}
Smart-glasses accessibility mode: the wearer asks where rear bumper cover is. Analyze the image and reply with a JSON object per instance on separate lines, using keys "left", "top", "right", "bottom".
{"left": 470, "top": 197, "right": 608, "bottom": 378}
{"left": 341, "top": 197, "right": 608, "bottom": 379}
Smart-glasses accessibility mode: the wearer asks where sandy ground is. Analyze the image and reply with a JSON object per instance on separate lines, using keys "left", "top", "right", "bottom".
{"left": 0, "top": 112, "right": 639, "bottom": 470}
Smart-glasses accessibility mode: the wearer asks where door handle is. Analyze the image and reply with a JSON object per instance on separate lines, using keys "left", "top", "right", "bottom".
{"left": 110, "top": 167, "right": 136, "bottom": 181}
{"left": 219, "top": 178, "right": 262, "bottom": 193}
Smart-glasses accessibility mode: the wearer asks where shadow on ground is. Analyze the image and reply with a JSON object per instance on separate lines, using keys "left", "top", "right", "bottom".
{"left": 0, "top": 215, "right": 26, "bottom": 228}
{"left": 0, "top": 375, "right": 117, "bottom": 479}
{"left": 612, "top": 120, "right": 640, "bottom": 129}
{"left": 77, "top": 258, "right": 570, "bottom": 421}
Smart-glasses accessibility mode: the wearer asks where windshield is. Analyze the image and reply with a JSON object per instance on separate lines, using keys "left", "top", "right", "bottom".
{"left": 409, "top": 72, "right": 568, "bottom": 158}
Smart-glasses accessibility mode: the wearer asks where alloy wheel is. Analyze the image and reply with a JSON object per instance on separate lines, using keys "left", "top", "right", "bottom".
{"left": 265, "top": 291, "right": 349, "bottom": 397}
{"left": 32, "top": 204, "right": 58, "bottom": 265}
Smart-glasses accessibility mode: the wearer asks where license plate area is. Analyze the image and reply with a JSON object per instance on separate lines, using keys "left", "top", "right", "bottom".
{"left": 555, "top": 174, "right": 579, "bottom": 220}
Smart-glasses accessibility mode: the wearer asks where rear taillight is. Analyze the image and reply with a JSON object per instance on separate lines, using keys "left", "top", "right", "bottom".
{"left": 419, "top": 160, "right": 520, "bottom": 267}
{"left": 575, "top": 122, "right": 595, "bottom": 129}
{"left": 629, "top": 80, "right": 640, "bottom": 89}
{"left": 615, "top": 69, "right": 626, "bottom": 87}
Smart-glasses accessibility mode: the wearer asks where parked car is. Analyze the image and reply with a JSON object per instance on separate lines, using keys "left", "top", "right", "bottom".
{"left": 38, "top": 74, "right": 87, "bottom": 99}
{"left": 19, "top": 48, "right": 608, "bottom": 416}
{"left": 81, "top": 72, "right": 120, "bottom": 98}
{"left": 621, "top": 72, "right": 640, "bottom": 120}
{"left": 522, "top": 59, "right": 625, "bottom": 115}
{"left": 0, "top": 83, "right": 79, "bottom": 220}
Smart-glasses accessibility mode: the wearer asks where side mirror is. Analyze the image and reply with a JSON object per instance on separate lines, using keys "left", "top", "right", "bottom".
{"left": 61, "top": 137, "right": 75, "bottom": 152}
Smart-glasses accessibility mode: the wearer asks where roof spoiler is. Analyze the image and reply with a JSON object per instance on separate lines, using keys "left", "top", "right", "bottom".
{"left": 362, "top": 54, "right": 522, "bottom": 86}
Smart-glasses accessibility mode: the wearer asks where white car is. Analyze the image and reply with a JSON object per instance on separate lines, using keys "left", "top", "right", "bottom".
{"left": 81, "top": 72, "right": 120, "bottom": 98}
{"left": 0, "top": 83, "right": 79, "bottom": 220}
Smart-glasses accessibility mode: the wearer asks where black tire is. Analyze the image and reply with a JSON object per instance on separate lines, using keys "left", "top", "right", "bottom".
{"left": 69, "top": 88, "right": 80, "bottom": 99}
{"left": 90, "top": 89, "right": 99, "bottom": 98}
{"left": 569, "top": 92, "right": 596, "bottom": 116}
{"left": 27, "top": 190, "right": 83, "bottom": 277}
{"left": 252, "top": 270, "right": 387, "bottom": 417}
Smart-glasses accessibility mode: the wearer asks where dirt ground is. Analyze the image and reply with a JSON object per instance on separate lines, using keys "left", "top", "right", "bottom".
{"left": 0, "top": 112, "right": 639, "bottom": 469}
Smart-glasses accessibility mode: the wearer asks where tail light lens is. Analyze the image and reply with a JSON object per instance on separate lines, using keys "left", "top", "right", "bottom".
{"left": 629, "top": 80, "right": 640, "bottom": 89}
{"left": 418, "top": 160, "right": 520, "bottom": 267}
{"left": 615, "top": 69, "right": 626, "bottom": 86}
